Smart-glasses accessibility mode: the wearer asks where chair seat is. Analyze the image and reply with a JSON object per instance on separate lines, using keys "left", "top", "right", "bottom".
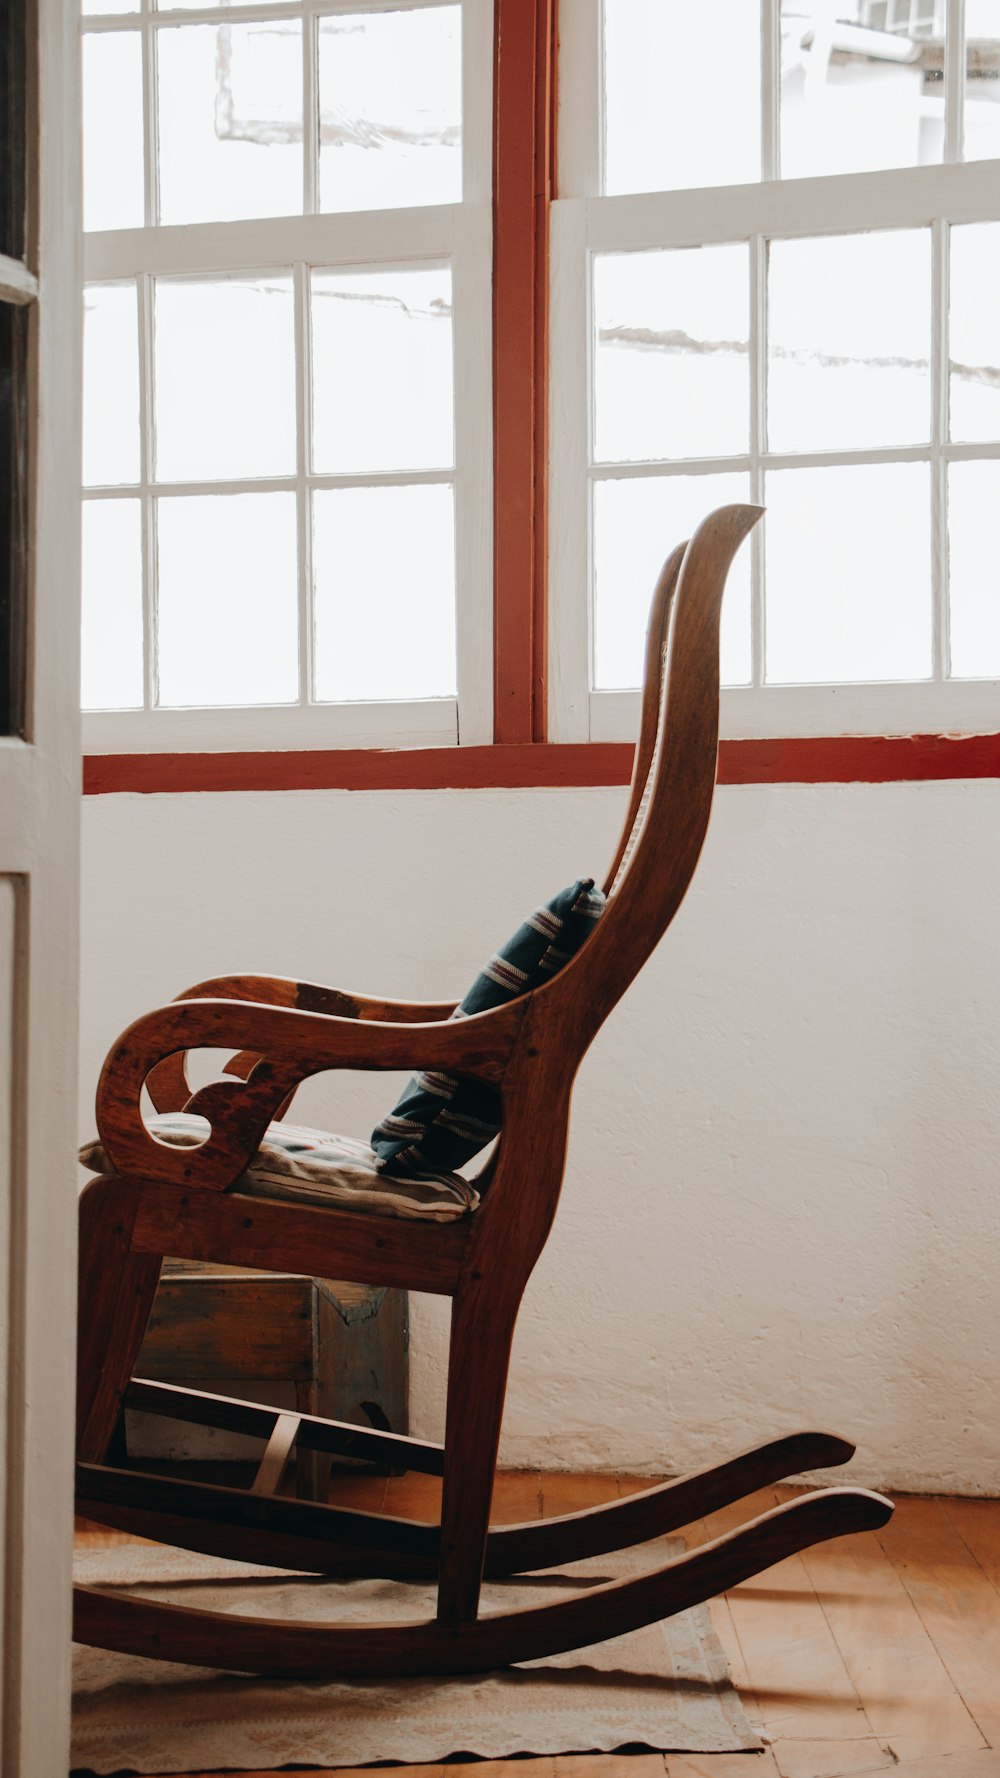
{"left": 79, "top": 1113, "right": 479, "bottom": 1223}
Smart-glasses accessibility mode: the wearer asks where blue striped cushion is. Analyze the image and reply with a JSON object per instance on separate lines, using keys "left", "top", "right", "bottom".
{"left": 371, "top": 879, "right": 605, "bottom": 1177}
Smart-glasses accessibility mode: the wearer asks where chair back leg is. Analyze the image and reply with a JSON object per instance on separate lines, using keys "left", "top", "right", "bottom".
{"left": 436, "top": 1278, "right": 523, "bottom": 1624}
{"left": 77, "top": 1177, "right": 163, "bottom": 1463}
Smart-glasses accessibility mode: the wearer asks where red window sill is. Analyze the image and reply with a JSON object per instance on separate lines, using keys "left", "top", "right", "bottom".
{"left": 82, "top": 734, "right": 1000, "bottom": 795}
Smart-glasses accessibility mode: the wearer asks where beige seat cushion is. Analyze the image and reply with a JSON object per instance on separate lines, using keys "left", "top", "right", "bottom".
{"left": 79, "top": 1113, "right": 479, "bottom": 1224}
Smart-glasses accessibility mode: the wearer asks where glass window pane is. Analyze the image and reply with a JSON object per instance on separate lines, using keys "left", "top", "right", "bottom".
{"left": 311, "top": 267, "right": 453, "bottom": 475}
{"left": 83, "top": 0, "right": 138, "bottom": 12}
{"left": 964, "top": 4, "right": 1000, "bottom": 162}
{"left": 768, "top": 230, "right": 931, "bottom": 452}
{"left": 950, "top": 222, "right": 1000, "bottom": 443}
{"left": 318, "top": 7, "right": 461, "bottom": 214}
{"left": 603, "top": 0, "right": 761, "bottom": 195}
{"left": 84, "top": 283, "right": 141, "bottom": 488}
{"left": 1, "top": 0, "right": 27, "bottom": 260}
{"left": 157, "top": 21, "right": 302, "bottom": 225}
{"left": 313, "top": 485, "right": 456, "bottom": 701}
{"left": 594, "top": 246, "right": 750, "bottom": 464}
{"left": 780, "top": 2, "right": 944, "bottom": 179}
{"left": 764, "top": 462, "right": 931, "bottom": 684}
{"left": 81, "top": 499, "right": 144, "bottom": 712}
{"left": 948, "top": 460, "right": 1000, "bottom": 678}
{"left": 0, "top": 304, "right": 28, "bottom": 735}
{"left": 157, "top": 493, "right": 298, "bottom": 707}
{"left": 83, "top": 30, "right": 144, "bottom": 232}
{"left": 594, "top": 474, "right": 752, "bottom": 691}
{"left": 154, "top": 275, "right": 295, "bottom": 483}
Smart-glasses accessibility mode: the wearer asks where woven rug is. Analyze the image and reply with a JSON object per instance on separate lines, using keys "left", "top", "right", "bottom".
{"left": 71, "top": 1539, "right": 761, "bottom": 1774}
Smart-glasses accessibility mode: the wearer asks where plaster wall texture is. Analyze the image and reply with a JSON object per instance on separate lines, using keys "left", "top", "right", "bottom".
{"left": 80, "top": 780, "right": 1000, "bottom": 1495}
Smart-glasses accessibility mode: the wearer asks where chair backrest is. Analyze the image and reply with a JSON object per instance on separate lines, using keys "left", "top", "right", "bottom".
{"left": 539, "top": 503, "right": 763, "bottom": 1044}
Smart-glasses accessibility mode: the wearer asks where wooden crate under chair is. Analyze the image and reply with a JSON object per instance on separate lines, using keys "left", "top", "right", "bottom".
{"left": 131, "top": 1259, "right": 408, "bottom": 1501}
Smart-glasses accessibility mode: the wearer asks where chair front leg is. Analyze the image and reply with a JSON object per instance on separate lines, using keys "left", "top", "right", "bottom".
{"left": 77, "top": 1176, "right": 163, "bottom": 1464}
{"left": 436, "top": 1278, "right": 522, "bottom": 1625}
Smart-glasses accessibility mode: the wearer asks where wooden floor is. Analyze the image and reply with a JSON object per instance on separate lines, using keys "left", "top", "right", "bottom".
{"left": 74, "top": 1469, "right": 1000, "bottom": 1778}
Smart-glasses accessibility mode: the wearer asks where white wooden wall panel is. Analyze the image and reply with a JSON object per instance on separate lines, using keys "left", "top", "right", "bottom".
{"left": 0, "top": 876, "right": 15, "bottom": 1698}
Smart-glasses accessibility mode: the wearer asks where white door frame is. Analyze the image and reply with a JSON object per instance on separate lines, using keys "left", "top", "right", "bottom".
{"left": 1, "top": 2, "right": 81, "bottom": 1772}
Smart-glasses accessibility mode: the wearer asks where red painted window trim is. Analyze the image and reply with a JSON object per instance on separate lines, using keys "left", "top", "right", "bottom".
{"left": 492, "top": 0, "right": 555, "bottom": 744}
{"left": 82, "top": 733, "right": 1000, "bottom": 795}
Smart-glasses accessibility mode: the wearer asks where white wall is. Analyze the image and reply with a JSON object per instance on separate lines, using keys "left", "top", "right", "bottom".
{"left": 80, "top": 779, "right": 1000, "bottom": 1495}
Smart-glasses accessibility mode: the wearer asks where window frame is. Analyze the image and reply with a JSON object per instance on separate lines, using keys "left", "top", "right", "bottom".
{"left": 81, "top": 0, "right": 495, "bottom": 754}
{"left": 550, "top": 0, "right": 1000, "bottom": 744}
{"left": 78, "top": 0, "right": 1000, "bottom": 789}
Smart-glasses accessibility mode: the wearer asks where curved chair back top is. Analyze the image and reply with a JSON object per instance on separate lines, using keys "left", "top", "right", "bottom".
{"left": 537, "top": 503, "right": 762, "bottom": 1048}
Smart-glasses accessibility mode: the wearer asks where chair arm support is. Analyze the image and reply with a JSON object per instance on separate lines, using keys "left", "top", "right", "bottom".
{"left": 97, "top": 996, "right": 526, "bottom": 1192}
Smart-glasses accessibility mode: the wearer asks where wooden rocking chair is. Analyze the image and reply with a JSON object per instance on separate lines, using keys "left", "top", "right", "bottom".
{"left": 75, "top": 504, "right": 892, "bottom": 1677}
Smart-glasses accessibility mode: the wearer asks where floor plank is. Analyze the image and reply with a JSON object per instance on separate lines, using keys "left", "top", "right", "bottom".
{"left": 943, "top": 1495, "right": 1000, "bottom": 1602}
{"left": 554, "top": 1755, "right": 665, "bottom": 1778}
{"left": 325, "top": 1469, "right": 390, "bottom": 1514}
{"left": 382, "top": 1469, "right": 443, "bottom": 1520}
{"left": 704, "top": 1488, "right": 872, "bottom": 1746}
{"left": 490, "top": 1469, "right": 543, "bottom": 1523}
{"left": 770, "top": 1735, "right": 895, "bottom": 1777}
{"left": 540, "top": 1472, "right": 621, "bottom": 1517}
{"left": 875, "top": 1493, "right": 1000, "bottom": 1750}
{"left": 886, "top": 1756, "right": 1000, "bottom": 1778}
{"left": 665, "top": 1755, "right": 780, "bottom": 1777}
{"left": 783, "top": 1487, "right": 986, "bottom": 1765}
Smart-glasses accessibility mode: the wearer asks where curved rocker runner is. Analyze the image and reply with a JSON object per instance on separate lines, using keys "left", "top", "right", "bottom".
{"left": 75, "top": 506, "right": 894, "bottom": 1678}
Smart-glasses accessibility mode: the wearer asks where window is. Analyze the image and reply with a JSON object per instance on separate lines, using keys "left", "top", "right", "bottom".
{"left": 551, "top": 0, "right": 1000, "bottom": 741}
{"left": 81, "top": 0, "right": 493, "bottom": 752}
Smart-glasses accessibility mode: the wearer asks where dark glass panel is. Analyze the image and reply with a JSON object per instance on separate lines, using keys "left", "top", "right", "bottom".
{"left": 0, "top": 0, "right": 27, "bottom": 262}
{"left": 0, "top": 302, "right": 28, "bottom": 736}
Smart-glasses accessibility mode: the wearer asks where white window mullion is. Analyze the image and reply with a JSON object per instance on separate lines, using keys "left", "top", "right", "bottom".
{"left": 547, "top": 198, "right": 591, "bottom": 742}
{"left": 946, "top": 0, "right": 967, "bottom": 165}
{"left": 309, "top": 467, "right": 456, "bottom": 491}
{"left": 579, "top": 163, "right": 1000, "bottom": 255}
{"left": 591, "top": 456, "right": 754, "bottom": 481}
{"left": 302, "top": 6, "right": 319, "bottom": 216}
{"left": 554, "top": 0, "right": 602, "bottom": 200}
{"left": 141, "top": 3, "right": 159, "bottom": 230}
{"left": 451, "top": 206, "right": 492, "bottom": 745}
{"left": 932, "top": 216, "right": 951, "bottom": 680}
{"left": 750, "top": 233, "right": 767, "bottom": 689}
{"left": 84, "top": 208, "right": 461, "bottom": 283}
{"left": 450, "top": 0, "right": 491, "bottom": 743}
{"left": 294, "top": 259, "right": 313, "bottom": 709}
{"left": 137, "top": 269, "right": 157, "bottom": 711}
{"left": 461, "top": 0, "right": 497, "bottom": 208}
{"left": 761, "top": 0, "right": 781, "bottom": 184}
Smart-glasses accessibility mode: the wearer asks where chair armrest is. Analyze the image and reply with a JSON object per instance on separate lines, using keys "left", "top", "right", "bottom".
{"left": 97, "top": 995, "right": 525, "bottom": 1192}
{"left": 146, "top": 975, "right": 459, "bottom": 1116}
{"left": 173, "top": 974, "right": 459, "bottom": 1023}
